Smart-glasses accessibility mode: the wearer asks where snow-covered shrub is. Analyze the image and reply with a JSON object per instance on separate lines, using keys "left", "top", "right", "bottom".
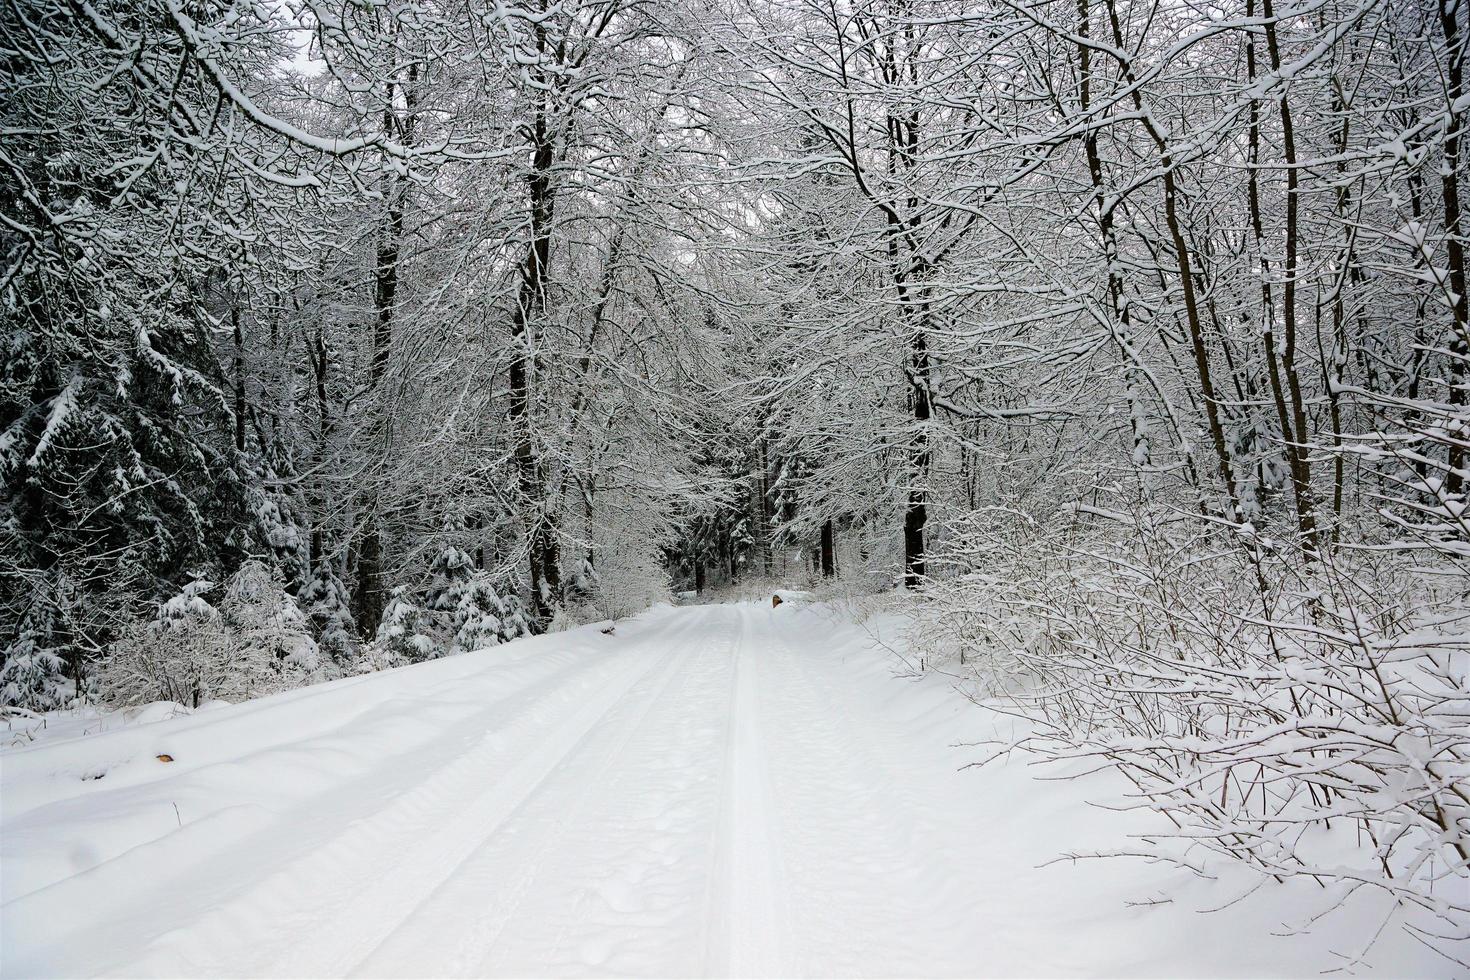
{"left": 372, "top": 587, "right": 436, "bottom": 666}
{"left": 551, "top": 556, "right": 607, "bottom": 630}
{"left": 447, "top": 575, "right": 529, "bottom": 652}
{"left": 426, "top": 547, "right": 498, "bottom": 651}
{"left": 256, "top": 490, "right": 309, "bottom": 591}
{"left": 0, "top": 629, "right": 69, "bottom": 711}
{"left": 0, "top": 546, "right": 143, "bottom": 709}
{"left": 100, "top": 564, "right": 319, "bottom": 708}
{"left": 367, "top": 550, "right": 530, "bottom": 666}
{"left": 222, "top": 561, "right": 320, "bottom": 673}
{"left": 101, "top": 579, "right": 229, "bottom": 708}
{"left": 586, "top": 547, "right": 671, "bottom": 622}
{"left": 931, "top": 503, "right": 1470, "bottom": 960}
{"left": 562, "top": 555, "right": 599, "bottom": 602}
{"left": 301, "top": 563, "right": 357, "bottom": 671}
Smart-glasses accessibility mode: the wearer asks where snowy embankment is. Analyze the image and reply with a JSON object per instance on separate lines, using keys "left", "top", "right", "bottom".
{"left": 1, "top": 601, "right": 1456, "bottom": 977}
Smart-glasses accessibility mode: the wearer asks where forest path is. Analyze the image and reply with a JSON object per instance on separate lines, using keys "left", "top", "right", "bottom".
{"left": 299, "top": 601, "right": 991, "bottom": 978}
{"left": 5, "top": 600, "right": 1450, "bottom": 978}
{"left": 2, "top": 601, "right": 1005, "bottom": 978}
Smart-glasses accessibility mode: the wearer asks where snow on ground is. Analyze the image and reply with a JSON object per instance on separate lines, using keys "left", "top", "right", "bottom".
{"left": 3, "top": 700, "right": 235, "bottom": 752}
{"left": 0, "top": 601, "right": 1457, "bottom": 978}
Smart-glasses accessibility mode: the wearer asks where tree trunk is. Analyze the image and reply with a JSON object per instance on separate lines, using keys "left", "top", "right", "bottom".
{"left": 1262, "top": 0, "right": 1320, "bottom": 552}
{"left": 510, "top": 84, "right": 562, "bottom": 626}
{"left": 354, "top": 62, "right": 417, "bottom": 637}
{"left": 820, "top": 518, "right": 836, "bottom": 577}
{"left": 1101, "top": 0, "right": 1239, "bottom": 515}
{"left": 231, "top": 303, "right": 246, "bottom": 453}
{"left": 1077, "top": 0, "right": 1150, "bottom": 472}
{"left": 1437, "top": 0, "right": 1468, "bottom": 495}
{"left": 309, "top": 323, "right": 330, "bottom": 567}
{"left": 352, "top": 509, "right": 384, "bottom": 634}
{"left": 902, "top": 312, "right": 931, "bottom": 587}
{"left": 755, "top": 436, "right": 773, "bottom": 576}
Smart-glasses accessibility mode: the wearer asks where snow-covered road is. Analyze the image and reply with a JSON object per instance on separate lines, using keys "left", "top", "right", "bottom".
{"left": 2, "top": 602, "right": 1454, "bottom": 977}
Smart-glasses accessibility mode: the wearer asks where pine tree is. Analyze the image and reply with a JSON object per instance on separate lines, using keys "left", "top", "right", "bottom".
{"left": 301, "top": 565, "right": 359, "bottom": 672}
{"left": 0, "top": 627, "right": 68, "bottom": 711}
{"left": 372, "top": 588, "right": 436, "bottom": 666}
{"left": 1, "top": 0, "right": 282, "bottom": 705}
{"left": 425, "top": 547, "right": 530, "bottom": 653}
{"left": 220, "top": 562, "right": 321, "bottom": 676}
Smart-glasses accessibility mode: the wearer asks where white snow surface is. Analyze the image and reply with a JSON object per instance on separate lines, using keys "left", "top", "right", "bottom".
{"left": 1, "top": 601, "right": 1456, "bottom": 978}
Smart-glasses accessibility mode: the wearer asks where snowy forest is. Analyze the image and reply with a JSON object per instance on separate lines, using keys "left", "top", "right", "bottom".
{"left": 2, "top": 0, "right": 1469, "bottom": 969}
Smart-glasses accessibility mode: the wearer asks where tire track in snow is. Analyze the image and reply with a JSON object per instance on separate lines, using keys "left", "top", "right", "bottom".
{"left": 11, "top": 645, "right": 633, "bottom": 978}
{"left": 529, "top": 606, "right": 746, "bottom": 976}
{"left": 355, "top": 642, "right": 690, "bottom": 976}
{"left": 103, "top": 614, "right": 706, "bottom": 978}
{"left": 353, "top": 605, "right": 744, "bottom": 977}
{"left": 750, "top": 612, "right": 986, "bottom": 977}
{"left": 707, "top": 604, "right": 792, "bottom": 978}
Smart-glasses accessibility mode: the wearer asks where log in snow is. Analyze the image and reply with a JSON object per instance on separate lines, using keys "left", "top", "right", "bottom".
{"left": 0, "top": 603, "right": 1449, "bottom": 978}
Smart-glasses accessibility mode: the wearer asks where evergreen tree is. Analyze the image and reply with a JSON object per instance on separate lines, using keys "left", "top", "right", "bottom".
{"left": 1, "top": 0, "right": 287, "bottom": 705}
{"left": 301, "top": 565, "right": 359, "bottom": 672}
{"left": 425, "top": 547, "right": 530, "bottom": 653}
{"left": 372, "top": 588, "right": 436, "bottom": 666}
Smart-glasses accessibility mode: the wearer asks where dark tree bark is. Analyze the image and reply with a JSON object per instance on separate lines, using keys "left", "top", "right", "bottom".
{"left": 509, "top": 77, "right": 562, "bottom": 627}
{"left": 309, "top": 323, "right": 330, "bottom": 566}
{"left": 1245, "top": 0, "right": 1313, "bottom": 546}
{"left": 1262, "top": 0, "right": 1320, "bottom": 552}
{"left": 752, "top": 435, "right": 773, "bottom": 577}
{"left": 231, "top": 303, "right": 246, "bottom": 453}
{"left": 1437, "top": 0, "right": 1468, "bottom": 495}
{"left": 820, "top": 518, "right": 836, "bottom": 577}
{"left": 1099, "top": 0, "right": 1240, "bottom": 516}
{"left": 353, "top": 61, "right": 417, "bottom": 636}
{"left": 1076, "top": 0, "right": 1151, "bottom": 471}
{"left": 903, "top": 327, "right": 929, "bottom": 587}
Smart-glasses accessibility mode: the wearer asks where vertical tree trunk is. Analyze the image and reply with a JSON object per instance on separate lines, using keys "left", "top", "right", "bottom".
{"left": 903, "top": 326, "right": 930, "bottom": 587}
{"left": 1245, "top": 0, "right": 1312, "bottom": 543}
{"left": 583, "top": 479, "right": 596, "bottom": 570}
{"left": 1323, "top": 59, "right": 1363, "bottom": 541}
{"left": 353, "top": 152, "right": 405, "bottom": 635}
{"left": 1101, "top": 0, "right": 1239, "bottom": 515}
{"left": 1437, "top": 0, "right": 1468, "bottom": 495}
{"left": 1077, "top": 0, "right": 1150, "bottom": 472}
{"left": 820, "top": 518, "right": 836, "bottom": 577}
{"left": 1262, "top": 0, "right": 1320, "bottom": 552}
{"left": 816, "top": 12, "right": 939, "bottom": 590}
{"left": 509, "top": 81, "right": 562, "bottom": 626}
{"left": 231, "top": 303, "right": 246, "bottom": 453}
{"left": 353, "top": 62, "right": 417, "bottom": 637}
{"left": 310, "top": 324, "right": 330, "bottom": 566}
{"left": 758, "top": 437, "right": 773, "bottom": 576}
